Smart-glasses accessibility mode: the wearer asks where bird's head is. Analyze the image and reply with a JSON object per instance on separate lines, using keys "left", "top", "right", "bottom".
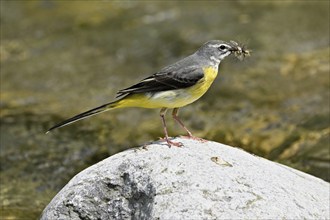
{"left": 196, "top": 40, "right": 250, "bottom": 64}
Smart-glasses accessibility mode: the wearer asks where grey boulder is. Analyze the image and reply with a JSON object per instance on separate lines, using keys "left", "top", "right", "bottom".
{"left": 41, "top": 138, "right": 330, "bottom": 220}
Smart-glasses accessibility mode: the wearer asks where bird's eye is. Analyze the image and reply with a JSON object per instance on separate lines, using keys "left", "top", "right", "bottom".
{"left": 219, "top": 45, "right": 227, "bottom": 50}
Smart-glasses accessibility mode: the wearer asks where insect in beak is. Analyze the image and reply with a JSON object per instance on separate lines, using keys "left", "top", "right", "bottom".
{"left": 229, "top": 41, "right": 251, "bottom": 61}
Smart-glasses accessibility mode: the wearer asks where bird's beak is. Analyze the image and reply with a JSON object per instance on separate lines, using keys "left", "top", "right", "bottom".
{"left": 229, "top": 47, "right": 239, "bottom": 53}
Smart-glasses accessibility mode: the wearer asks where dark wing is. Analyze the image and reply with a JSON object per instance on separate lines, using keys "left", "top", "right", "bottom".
{"left": 116, "top": 66, "right": 204, "bottom": 98}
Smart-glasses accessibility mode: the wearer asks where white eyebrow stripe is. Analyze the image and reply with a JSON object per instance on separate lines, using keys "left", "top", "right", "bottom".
{"left": 208, "top": 44, "right": 222, "bottom": 48}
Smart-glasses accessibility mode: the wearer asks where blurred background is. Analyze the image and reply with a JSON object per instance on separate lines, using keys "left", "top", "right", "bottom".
{"left": 1, "top": 0, "right": 329, "bottom": 219}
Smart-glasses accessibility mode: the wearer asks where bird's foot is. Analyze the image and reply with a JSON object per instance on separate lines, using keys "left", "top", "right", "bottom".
{"left": 159, "top": 137, "right": 183, "bottom": 148}
{"left": 180, "top": 135, "right": 207, "bottom": 142}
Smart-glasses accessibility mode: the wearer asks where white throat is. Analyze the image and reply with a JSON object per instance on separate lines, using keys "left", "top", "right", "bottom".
{"left": 210, "top": 51, "right": 231, "bottom": 65}
{"left": 210, "top": 56, "right": 221, "bottom": 65}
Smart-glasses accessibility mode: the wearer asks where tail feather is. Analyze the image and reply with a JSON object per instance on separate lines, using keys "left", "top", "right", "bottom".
{"left": 46, "top": 101, "right": 117, "bottom": 133}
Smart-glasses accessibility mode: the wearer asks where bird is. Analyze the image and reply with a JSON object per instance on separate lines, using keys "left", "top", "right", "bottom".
{"left": 47, "top": 40, "right": 250, "bottom": 147}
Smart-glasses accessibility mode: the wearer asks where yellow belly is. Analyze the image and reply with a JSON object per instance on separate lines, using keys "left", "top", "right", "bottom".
{"left": 116, "top": 66, "right": 218, "bottom": 109}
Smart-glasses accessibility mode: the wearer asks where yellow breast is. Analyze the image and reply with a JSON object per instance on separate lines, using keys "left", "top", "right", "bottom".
{"left": 116, "top": 66, "right": 219, "bottom": 109}
{"left": 186, "top": 66, "right": 218, "bottom": 98}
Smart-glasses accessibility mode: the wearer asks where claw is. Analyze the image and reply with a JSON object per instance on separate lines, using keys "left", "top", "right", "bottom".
{"left": 180, "top": 135, "right": 207, "bottom": 143}
{"left": 159, "top": 137, "right": 183, "bottom": 147}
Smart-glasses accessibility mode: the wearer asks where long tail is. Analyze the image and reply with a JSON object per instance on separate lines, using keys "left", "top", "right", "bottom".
{"left": 46, "top": 100, "right": 119, "bottom": 133}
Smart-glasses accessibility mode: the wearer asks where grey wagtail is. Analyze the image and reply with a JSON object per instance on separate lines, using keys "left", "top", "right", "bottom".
{"left": 47, "top": 40, "right": 250, "bottom": 147}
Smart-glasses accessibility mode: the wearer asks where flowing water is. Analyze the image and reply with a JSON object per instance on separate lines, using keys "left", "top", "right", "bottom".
{"left": 1, "top": 1, "right": 329, "bottom": 219}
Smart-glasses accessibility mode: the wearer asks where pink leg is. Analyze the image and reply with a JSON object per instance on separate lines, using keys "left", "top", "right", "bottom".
{"left": 159, "top": 108, "right": 183, "bottom": 147}
{"left": 172, "top": 108, "right": 206, "bottom": 142}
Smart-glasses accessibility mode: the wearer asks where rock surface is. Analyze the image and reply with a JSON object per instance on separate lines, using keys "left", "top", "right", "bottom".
{"left": 41, "top": 138, "right": 330, "bottom": 220}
